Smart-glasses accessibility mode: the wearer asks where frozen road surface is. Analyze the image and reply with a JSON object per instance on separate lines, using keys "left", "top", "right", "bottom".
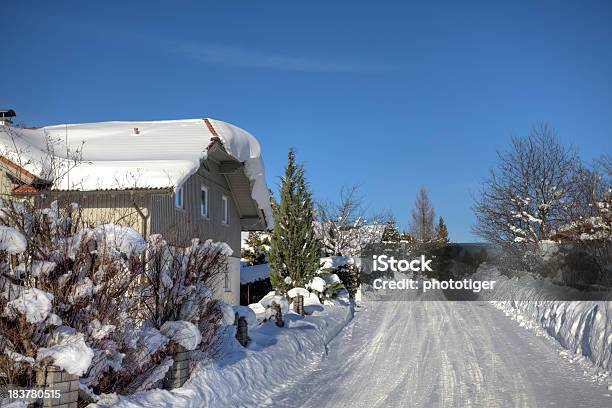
{"left": 267, "top": 301, "right": 611, "bottom": 408}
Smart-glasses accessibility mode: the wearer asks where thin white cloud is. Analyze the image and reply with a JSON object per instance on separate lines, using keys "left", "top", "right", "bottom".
{"left": 176, "top": 43, "right": 389, "bottom": 73}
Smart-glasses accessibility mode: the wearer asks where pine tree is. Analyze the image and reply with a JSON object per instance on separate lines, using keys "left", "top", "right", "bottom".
{"left": 269, "top": 150, "right": 320, "bottom": 290}
{"left": 241, "top": 231, "right": 271, "bottom": 265}
{"left": 381, "top": 216, "right": 401, "bottom": 242}
{"left": 435, "top": 216, "right": 449, "bottom": 244}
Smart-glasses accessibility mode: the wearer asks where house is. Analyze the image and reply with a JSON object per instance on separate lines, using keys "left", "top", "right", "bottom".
{"left": 0, "top": 114, "right": 273, "bottom": 304}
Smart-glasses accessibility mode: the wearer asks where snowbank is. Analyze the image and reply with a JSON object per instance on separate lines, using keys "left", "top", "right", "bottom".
{"left": 259, "top": 292, "right": 290, "bottom": 313}
{"left": 309, "top": 276, "right": 326, "bottom": 293}
{"left": 287, "top": 287, "right": 309, "bottom": 298}
{"left": 232, "top": 305, "right": 257, "bottom": 327}
{"left": 474, "top": 264, "right": 612, "bottom": 372}
{"left": 93, "top": 303, "right": 353, "bottom": 407}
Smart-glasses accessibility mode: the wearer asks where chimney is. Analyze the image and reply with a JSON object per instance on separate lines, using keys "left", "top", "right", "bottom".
{"left": 0, "top": 109, "right": 16, "bottom": 126}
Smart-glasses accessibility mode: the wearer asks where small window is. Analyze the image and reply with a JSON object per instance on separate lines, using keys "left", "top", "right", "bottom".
{"left": 200, "top": 185, "right": 209, "bottom": 218}
{"left": 221, "top": 194, "right": 229, "bottom": 224}
{"left": 174, "top": 187, "right": 184, "bottom": 209}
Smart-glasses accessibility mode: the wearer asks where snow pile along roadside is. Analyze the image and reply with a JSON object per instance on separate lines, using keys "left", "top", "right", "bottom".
{"left": 474, "top": 264, "right": 612, "bottom": 372}
{"left": 93, "top": 302, "right": 353, "bottom": 407}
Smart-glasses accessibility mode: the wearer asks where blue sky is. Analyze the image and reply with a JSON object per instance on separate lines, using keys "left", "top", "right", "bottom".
{"left": 1, "top": 1, "right": 611, "bottom": 241}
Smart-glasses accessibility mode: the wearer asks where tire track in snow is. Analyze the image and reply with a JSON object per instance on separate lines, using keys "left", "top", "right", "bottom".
{"left": 267, "top": 301, "right": 611, "bottom": 408}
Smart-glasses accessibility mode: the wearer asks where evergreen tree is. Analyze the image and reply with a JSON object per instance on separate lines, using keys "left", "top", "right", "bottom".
{"left": 241, "top": 231, "right": 271, "bottom": 265}
{"left": 435, "top": 216, "right": 449, "bottom": 244}
{"left": 269, "top": 150, "right": 320, "bottom": 290}
{"left": 381, "top": 216, "right": 401, "bottom": 242}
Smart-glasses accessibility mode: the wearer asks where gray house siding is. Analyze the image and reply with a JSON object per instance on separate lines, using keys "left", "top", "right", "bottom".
{"left": 149, "top": 161, "right": 241, "bottom": 255}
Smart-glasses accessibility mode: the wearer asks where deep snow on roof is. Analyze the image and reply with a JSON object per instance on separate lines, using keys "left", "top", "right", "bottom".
{"left": 240, "top": 263, "right": 270, "bottom": 284}
{"left": 0, "top": 118, "right": 273, "bottom": 227}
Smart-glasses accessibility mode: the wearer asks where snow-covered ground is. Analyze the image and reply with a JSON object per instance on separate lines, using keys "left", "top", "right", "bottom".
{"left": 269, "top": 301, "right": 612, "bottom": 407}
{"left": 97, "top": 298, "right": 612, "bottom": 407}
{"left": 92, "top": 265, "right": 612, "bottom": 407}
{"left": 93, "top": 302, "right": 352, "bottom": 407}
{"left": 474, "top": 264, "right": 612, "bottom": 373}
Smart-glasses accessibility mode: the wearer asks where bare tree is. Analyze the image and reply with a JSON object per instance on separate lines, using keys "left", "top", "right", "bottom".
{"left": 596, "top": 154, "right": 612, "bottom": 177}
{"left": 565, "top": 164, "right": 607, "bottom": 221}
{"left": 2, "top": 127, "right": 85, "bottom": 184}
{"left": 552, "top": 156, "right": 611, "bottom": 286}
{"left": 315, "top": 186, "right": 385, "bottom": 256}
{"left": 409, "top": 185, "right": 436, "bottom": 242}
{"left": 472, "top": 124, "right": 578, "bottom": 260}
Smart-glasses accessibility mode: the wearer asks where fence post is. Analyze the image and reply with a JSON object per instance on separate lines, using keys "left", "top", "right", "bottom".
{"left": 235, "top": 315, "right": 250, "bottom": 347}
{"left": 163, "top": 345, "right": 191, "bottom": 390}
{"left": 293, "top": 294, "right": 305, "bottom": 316}
{"left": 35, "top": 365, "right": 79, "bottom": 408}
{"left": 271, "top": 302, "right": 284, "bottom": 327}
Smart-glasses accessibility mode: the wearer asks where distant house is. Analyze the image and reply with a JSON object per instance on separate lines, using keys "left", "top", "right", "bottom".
{"left": 0, "top": 115, "right": 273, "bottom": 304}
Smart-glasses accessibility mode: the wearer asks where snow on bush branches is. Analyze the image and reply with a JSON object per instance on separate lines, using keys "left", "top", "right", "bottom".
{"left": 0, "top": 200, "right": 229, "bottom": 396}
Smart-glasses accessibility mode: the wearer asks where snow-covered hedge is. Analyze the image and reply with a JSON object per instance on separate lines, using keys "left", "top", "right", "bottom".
{"left": 95, "top": 301, "right": 353, "bottom": 407}
{"left": 474, "top": 264, "right": 612, "bottom": 372}
{"left": 0, "top": 200, "right": 230, "bottom": 398}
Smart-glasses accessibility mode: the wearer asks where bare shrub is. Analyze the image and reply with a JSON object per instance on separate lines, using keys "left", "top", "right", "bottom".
{"left": 316, "top": 186, "right": 385, "bottom": 257}
{"left": 0, "top": 199, "right": 230, "bottom": 395}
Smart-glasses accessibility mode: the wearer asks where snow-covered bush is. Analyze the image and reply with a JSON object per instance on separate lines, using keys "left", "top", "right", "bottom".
{"left": 0, "top": 200, "right": 229, "bottom": 397}
{"left": 136, "top": 235, "right": 229, "bottom": 362}
{"left": 316, "top": 256, "right": 361, "bottom": 299}
{"left": 320, "top": 258, "right": 361, "bottom": 298}
{"left": 307, "top": 272, "right": 347, "bottom": 303}
{"left": 0, "top": 200, "right": 98, "bottom": 386}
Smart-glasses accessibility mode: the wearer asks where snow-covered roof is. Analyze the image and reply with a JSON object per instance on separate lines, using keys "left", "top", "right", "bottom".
{"left": 240, "top": 263, "right": 270, "bottom": 284}
{"left": 0, "top": 118, "right": 273, "bottom": 228}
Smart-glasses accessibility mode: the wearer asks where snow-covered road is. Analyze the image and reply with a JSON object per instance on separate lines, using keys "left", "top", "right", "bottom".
{"left": 267, "top": 301, "right": 611, "bottom": 407}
